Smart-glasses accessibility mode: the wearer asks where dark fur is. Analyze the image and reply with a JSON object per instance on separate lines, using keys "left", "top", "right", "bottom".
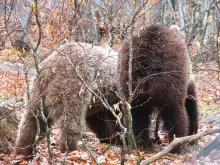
{"left": 154, "top": 79, "right": 199, "bottom": 144}
{"left": 117, "top": 25, "right": 194, "bottom": 151}
{"left": 185, "top": 80, "right": 198, "bottom": 135}
{"left": 15, "top": 42, "right": 119, "bottom": 157}
{"left": 86, "top": 85, "right": 121, "bottom": 145}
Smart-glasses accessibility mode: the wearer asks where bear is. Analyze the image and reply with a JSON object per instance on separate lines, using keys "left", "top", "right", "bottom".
{"left": 15, "top": 42, "right": 120, "bottom": 157}
{"left": 116, "top": 24, "right": 199, "bottom": 151}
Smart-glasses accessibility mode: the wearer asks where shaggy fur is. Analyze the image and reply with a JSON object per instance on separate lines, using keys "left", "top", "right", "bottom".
{"left": 153, "top": 25, "right": 199, "bottom": 144}
{"left": 169, "top": 24, "right": 199, "bottom": 135}
{"left": 15, "top": 42, "right": 119, "bottom": 157}
{"left": 117, "top": 24, "right": 192, "bottom": 151}
{"left": 154, "top": 79, "right": 199, "bottom": 144}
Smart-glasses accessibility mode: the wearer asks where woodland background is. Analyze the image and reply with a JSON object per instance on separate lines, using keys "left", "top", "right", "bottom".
{"left": 0, "top": 0, "right": 219, "bottom": 164}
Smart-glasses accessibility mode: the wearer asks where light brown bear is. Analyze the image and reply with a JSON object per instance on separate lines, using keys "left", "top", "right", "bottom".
{"left": 15, "top": 42, "right": 120, "bottom": 157}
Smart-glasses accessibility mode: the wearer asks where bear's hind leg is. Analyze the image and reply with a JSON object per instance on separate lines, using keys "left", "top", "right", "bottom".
{"left": 15, "top": 110, "right": 45, "bottom": 157}
{"left": 185, "top": 81, "right": 199, "bottom": 135}
{"left": 58, "top": 127, "right": 80, "bottom": 153}
{"left": 58, "top": 116, "right": 81, "bottom": 153}
{"left": 161, "top": 102, "right": 189, "bottom": 152}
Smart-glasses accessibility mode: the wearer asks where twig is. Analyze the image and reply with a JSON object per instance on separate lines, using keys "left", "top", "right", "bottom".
{"left": 34, "top": 0, "right": 42, "bottom": 51}
{"left": 2, "top": 2, "right": 34, "bottom": 50}
{"left": 3, "top": 0, "right": 15, "bottom": 46}
{"left": 192, "top": 68, "right": 220, "bottom": 72}
{"left": 216, "top": 20, "right": 220, "bottom": 79}
{"left": 32, "top": 0, "right": 54, "bottom": 163}
{"left": 167, "top": 0, "right": 176, "bottom": 22}
{"left": 109, "top": 0, "right": 150, "bottom": 47}
{"left": 140, "top": 128, "right": 220, "bottom": 165}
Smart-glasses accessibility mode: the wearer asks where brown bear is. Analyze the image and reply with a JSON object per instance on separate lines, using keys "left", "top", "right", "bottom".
{"left": 15, "top": 42, "right": 120, "bottom": 157}
{"left": 117, "top": 24, "right": 199, "bottom": 151}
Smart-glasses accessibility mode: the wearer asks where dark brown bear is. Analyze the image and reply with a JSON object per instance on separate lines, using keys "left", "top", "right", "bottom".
{"left": 15, "top": 42, "right": 120, "bottom": 157}
{"left": 117, "top": 24, "right": 198, "bottom": 151}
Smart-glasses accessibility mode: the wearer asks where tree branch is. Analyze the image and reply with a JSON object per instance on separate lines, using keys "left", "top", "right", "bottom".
{"left": 140, "top": 128, "right": 220, "bottom": 165}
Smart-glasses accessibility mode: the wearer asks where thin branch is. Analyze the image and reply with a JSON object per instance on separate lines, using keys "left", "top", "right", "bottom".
{"left": 3, "top": 0, "right": 14, "bottom": 46}
{"left": 72, "top": 0, "right": 83, "bottom": 19}
{"left": 32, "top": 0, "right": 54, "bottom": 163}
{"left": 34, "top": 0, "right": 42, "bottom": 51}
{"left": 2, "top": 2, "right": 34, "bottom": 50}
{"left": 192, "top": 68, "right": 220, "bottom": 72}
{"left": 60, "top": 46, "right": 128, "bottom": 136}
{"left": 140, "top": 128, "right": 220, "bottom": 165}
{"left": 212, "top": 0, "right": 220, "bottom": 11}
{"left": 109, "top": 0, "right": 150, "bottom": 47}
{"left": 167, "top": 0, "right": 176, "bottom": 22}
{"left": 62, "top": 49, "right": 128, "bottom": 164}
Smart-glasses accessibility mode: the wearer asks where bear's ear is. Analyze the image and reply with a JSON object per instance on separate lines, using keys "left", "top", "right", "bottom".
{"left": 169, "top": 25, "right": 180, "bottom": 34}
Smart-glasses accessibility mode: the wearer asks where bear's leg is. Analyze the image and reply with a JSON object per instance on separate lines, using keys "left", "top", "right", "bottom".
{"left": 154, "top": 81, "right": 199, "bottom": 143}
{"left": 132, "top": 106, "right": 153, "bottom": 150}
{"left": 58, "top": 127, "right": 80, "bottom": 153}
{"left": 161, "top": 102, "right": 189, "bottom": 152}
{"left": 59, "top": 89, "right": 92, "bottom": 153}
{"left": 185, "top": 81, "right": 198, "bottom": 135}
{"left": 15, "top": 110, "right": 45, "bottom": 157}
{"left": 58, "top": 113, "right": 81, "bottom": 153}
